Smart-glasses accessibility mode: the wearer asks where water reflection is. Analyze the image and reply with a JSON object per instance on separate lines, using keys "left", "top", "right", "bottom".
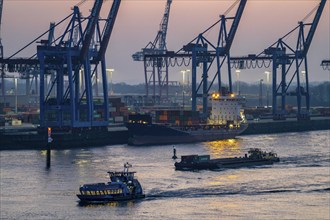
{"left": 202, "top": 139, "right": 242, "bottom": 158}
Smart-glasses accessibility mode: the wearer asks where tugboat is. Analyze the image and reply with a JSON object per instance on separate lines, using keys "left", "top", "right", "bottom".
{"left": 77, "top": 163, "right": 145, "bottom": 203}
{"left": 175, "top": 148, "right": 280, "bottom": 171}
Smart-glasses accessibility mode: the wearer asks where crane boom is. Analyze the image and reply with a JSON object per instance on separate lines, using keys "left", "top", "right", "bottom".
{"left": 96, "top": 0, "right": 121, "bottom": 61}
{"left": 226, "top": 0, "right": 247, "bottom": 52}
{"left": 0, "top": 0, "right": 3, "bottom": 58}
{"left": 79, "top": 0, "right": 103, "bottom": 61}
{"left": 132, "top": 0, "right": 173, "bottom": 100}
{"left": 0, "top": 0, "right": 3, "bottom": 34}
{"left": 303, "top": 0, "right": 327, "bottom": 56}
{"left": 158, "top": 0, "right": 172, "bottom": 50}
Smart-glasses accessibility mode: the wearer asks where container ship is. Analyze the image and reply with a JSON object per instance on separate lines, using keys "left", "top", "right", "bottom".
{"left": 126, "top": 93, "right": 248, "bottom": 146}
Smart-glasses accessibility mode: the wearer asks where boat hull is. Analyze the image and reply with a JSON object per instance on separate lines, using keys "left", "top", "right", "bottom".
{"left": 127, "top": 123, "right": 248, "bottom": 146}
{"left": 77, "top": 194, "right": 145, "bottom": 203}
{"left": 175, "top": 157, "right": 279, "bottom": 171}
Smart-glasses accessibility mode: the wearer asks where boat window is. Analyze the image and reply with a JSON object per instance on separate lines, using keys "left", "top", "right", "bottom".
{"left": 100, "top": 191, "right": 104, "bottom": 195}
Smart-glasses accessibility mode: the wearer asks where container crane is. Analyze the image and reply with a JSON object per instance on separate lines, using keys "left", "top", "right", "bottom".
{"left": 231, "top": 0, "right": 327, "bottom": 120}
{"left": 37, "top": 0, "right": 121, "bottom": 130}
{"left": 143, "top": 0, "right": 247, "bottom": 116}
{"left": 187, "top": 0, "right": 247, "bottom": 115}
{"left": 0, "top": 0, "right": 4, "bottom": 99}
{"left": 0, "top": 0, "right": 3, "bottom": 59}
{"left": 132, "top": 0, "right": 172, "bottom": 102}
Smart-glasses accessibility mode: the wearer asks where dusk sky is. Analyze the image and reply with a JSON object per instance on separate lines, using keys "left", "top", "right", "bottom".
{"left": 2, "top": 0, "right": 329, "bottom": 84}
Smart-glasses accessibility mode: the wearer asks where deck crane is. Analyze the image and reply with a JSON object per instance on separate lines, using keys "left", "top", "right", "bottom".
{"left": 231, "top": 0, "right": 327, "bottom": 120}
{"left": 37, "top": 0, "right": 121, "bottom": 130}
{"left": 132, "top": 0, "right": 172, "bottom": 102}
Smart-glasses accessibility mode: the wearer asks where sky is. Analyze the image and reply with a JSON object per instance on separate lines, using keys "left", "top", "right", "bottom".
{"left": 2, "top": 0, "right": 330, "bottom": 85}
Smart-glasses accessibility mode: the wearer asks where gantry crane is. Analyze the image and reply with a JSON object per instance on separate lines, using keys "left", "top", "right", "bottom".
{"left": 0, "top": 0, "right": 3, "bottom": 59}
{"left": 37, "top": 0, "right": 121, "bottom": 129}
{"left": 231, "top": 0, "right": 327, "bottom": 120}
{"left": 132, "top": 0, "right": 172, "bottom": 102}
{"left": 187, "top": 0, "right": 247, "bottom": 115}
{"left": 143, "top": 0, "right": 247, "bottom": 116}
{"left": 0, "top": 0, "right": 4, "bottom": 99}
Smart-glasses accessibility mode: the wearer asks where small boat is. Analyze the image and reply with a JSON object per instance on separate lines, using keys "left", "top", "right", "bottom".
{"left": 77, "top": 163, "right": 145, "bottom": 203}
{"left": 174, "top": 148, "right": 280, "bottom": 171}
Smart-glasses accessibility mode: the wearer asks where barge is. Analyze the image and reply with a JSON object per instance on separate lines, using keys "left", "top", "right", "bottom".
{"left": 174, "top": 148, "right": 280, "bottom": 171}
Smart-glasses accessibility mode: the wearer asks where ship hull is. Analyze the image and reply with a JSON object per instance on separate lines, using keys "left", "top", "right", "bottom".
{"left": 127, "top": 123, "right": 248, "bottom": 146}
{"left": 175, "top": 158, "right": 278, "bottom": 171}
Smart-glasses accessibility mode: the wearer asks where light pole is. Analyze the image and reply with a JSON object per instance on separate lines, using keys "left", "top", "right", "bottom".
{"left": 259, "top": 79, "right": 263, "bottom": 107}
{"left": 301, "top": 70, "right": 306, "bottom": 85}
{"left": 186, "top": 69, "right": 190, "bottom": 95}
{"left": 106, "top": 68, "right": 114, "bottom": 95}
{"left": 180, "top": 70, "right": 186, "bottom": 109}
{"left": 180, "top": 69, "right": 190, "bottom": 109}
{"left": 235, "top": 69, "right": 241, "bottom": 95}
{"left": 265, "top": 71, "right": 270, "bottom": 108}
{"left": 14, "top": 77, "right": 18, "bottom": 113}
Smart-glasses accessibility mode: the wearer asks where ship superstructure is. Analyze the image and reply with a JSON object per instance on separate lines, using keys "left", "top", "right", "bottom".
{"left": 208, "top": 93, "right": 246, "bottom": 128}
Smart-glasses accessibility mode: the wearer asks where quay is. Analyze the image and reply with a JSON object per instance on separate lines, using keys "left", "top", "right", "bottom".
{"left": 242, "top": 116, "right": 330, "bottom": 135}
{"left": 1, "top": 116, "right": 329, "bottom": 150}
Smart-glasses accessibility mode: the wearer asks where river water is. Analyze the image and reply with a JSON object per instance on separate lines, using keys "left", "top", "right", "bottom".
{"left": 1, "top": 130, "right": 329, "bottom": 220}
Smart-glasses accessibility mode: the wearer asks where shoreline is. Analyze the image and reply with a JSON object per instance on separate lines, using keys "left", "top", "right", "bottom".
{"left": 1, "top": 117, "right": 329, "bottom": 151}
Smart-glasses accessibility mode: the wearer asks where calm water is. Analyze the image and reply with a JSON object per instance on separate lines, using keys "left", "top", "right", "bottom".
{"left": 1, "top": 130, "right": 329, "bottom": 220}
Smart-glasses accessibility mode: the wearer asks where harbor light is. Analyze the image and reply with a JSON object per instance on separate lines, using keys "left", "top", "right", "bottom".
{"left": 212, "top": 93, "right": 220, "bottom": 99}
{"left": 301, "top": 70, "right": 306, "bottom": 84}
{"left": 106, "top": 68, "right": 115, "bottom": 95}
{"left": 235, "top": 69, "right": 241, "bottom": 95}
{"left": 264, "top": 71, "right": 270, "bottom": 108}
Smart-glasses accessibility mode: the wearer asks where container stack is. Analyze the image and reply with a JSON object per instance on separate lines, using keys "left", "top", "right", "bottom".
{"left": 155, "top": 110, "right": 200, "bottom": 126}
{"left": 109, "top": 98, "right": 129, "bottom": 123}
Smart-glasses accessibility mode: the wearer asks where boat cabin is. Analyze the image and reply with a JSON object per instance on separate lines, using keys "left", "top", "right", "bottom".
{"left": 107, "top": 171, "right": 136, "bottom": 183}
